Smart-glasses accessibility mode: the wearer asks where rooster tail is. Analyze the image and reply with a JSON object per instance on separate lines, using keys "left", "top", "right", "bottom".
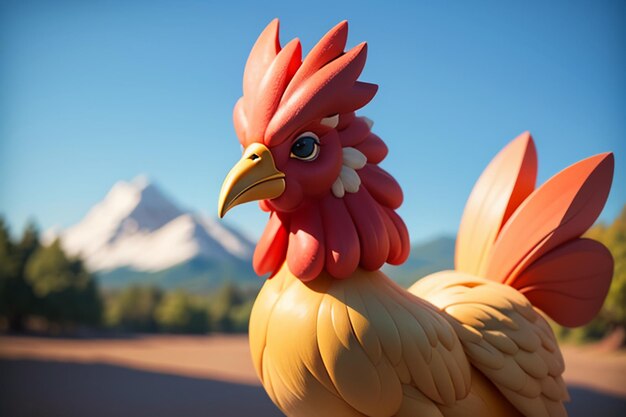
{"left": 455, "top": 132, "right": 614, "bottom": 327}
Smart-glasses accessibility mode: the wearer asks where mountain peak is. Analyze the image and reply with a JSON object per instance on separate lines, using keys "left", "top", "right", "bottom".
{"left": 131, "top": 174, "right": 151, "bottom": 189}
{"left": 101, "top": 177, "right": 181, "bottom": 231}
{"left": 56, "top": 176, "right": 254, "bottom": 276}
{"left": 106, "top": 176, "right": 164, "bottom": 207}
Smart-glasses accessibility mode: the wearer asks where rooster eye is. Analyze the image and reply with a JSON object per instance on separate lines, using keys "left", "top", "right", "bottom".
{"left": 290, "top": 133, "right": 320, "bottom": 161}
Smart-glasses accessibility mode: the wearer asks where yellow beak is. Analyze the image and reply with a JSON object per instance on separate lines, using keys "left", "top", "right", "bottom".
{"left": 218, "top": 143, "right": 286, "bottom": 218}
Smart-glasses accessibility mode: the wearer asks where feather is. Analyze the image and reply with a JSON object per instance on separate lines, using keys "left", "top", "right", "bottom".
{"left": 251, "top": 266, "right": 475, "bottom": 416}
{"left": 287, "top": 203, "right": 325, "bottom": 281}
{"left": 379, "top": 205, "right": 402, "bottom": 265}
{"left": 337, "top": 112, "right": 356, "bottom": 130}
{"left": 320, "top": 114, "right": 339, "bottom": 128}
{"left": 331, "top": 178, "right": 345, "bottom": 198}
{"left": 411, "top": 272, "right": 569, "bottom": 417}
{"left": 243, "top": 19, "right": 281, "bottom": 108}
{"left": 383, "top": 207, "right": 410, "bottom": 265}
{"left": 485, "top": 152, "right": 614, "bottom": 284}
{"left": 342, "top": 147, "right": 367, "bottom": 170}
{"left": 268, "top": 42, "right": 374, "bottom": 145}
{"left": 359, "top": 164, "right": 403, "bottom": 209}
{"left": 248, "top": 38, "right": 302, "bottom": 139}
{"left": 338, "top": 116, "right": 373, "bottom": 148}
{"left": 320, "top": 195, "right": 360, "bottom": 278}
{"left": 253, "top": 212, "right": 289, "bottom": 276}
{"left": 233, "top": 97, "right": 248, "bottom": 145}
{"left": 339, "top": 165, "right": 362, "bottom": 193}
{"left": 455, "top": 132, "right": 537, "bottom": 277}
{"left": 283, "top": 20, "right": 348, "bottom": 100}
{"left": 515, "top": 238, "right": 614, "bottom": 327}
{"left": 344, "top": 188, "right": 389, "bottom": 270}
{"left": 354, "top": 133, "right": 388, "bottom": 164}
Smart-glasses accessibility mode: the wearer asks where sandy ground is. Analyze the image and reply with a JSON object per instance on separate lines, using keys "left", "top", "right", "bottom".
{"left": 1, "top": 334, "right": 625, "bottom": 417}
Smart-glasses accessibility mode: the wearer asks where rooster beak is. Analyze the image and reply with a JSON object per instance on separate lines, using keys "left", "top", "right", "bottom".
{"left": 218, "top": 143, "right": 285, "bottom": 218}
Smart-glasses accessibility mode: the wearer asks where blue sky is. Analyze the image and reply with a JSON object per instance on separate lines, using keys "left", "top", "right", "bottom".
{"left": 1, "top": 0, "right": 625, "bottom": 243}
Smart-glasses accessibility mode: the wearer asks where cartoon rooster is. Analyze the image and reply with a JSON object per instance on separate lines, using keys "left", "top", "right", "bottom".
{"left": 218, "top": 20, "right": 614, "bottom": 417}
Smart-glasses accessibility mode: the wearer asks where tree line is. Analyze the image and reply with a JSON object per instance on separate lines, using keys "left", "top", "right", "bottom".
{"left": 2, "top": 205, "right": 624, "bottom": 341}
{"left": 0, "top": 218, "right": 254, "bottom": 334}
{"left": 104, "top": 282, "right": 254, "bottom": 333}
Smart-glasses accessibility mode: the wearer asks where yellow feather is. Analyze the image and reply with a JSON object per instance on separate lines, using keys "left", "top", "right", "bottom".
{"left": 250, "top": 263, "right": 568, "bottom": 416}
{"left": 410, "top": 271, "right": 569, "bottom": 417}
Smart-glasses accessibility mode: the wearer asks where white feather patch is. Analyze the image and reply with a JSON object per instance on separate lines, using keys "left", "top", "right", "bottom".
{"left": 320, "top": 114, "right": 339, "bottom": 129}
{"left": 342, "top": 147, "right": 367, "bottom": 170}
{"left": 331, "top": 146, "right": 367, "bottom": 198}
{"left": 362, "top": 117, "right": 374, "bottom": 129}
{"left": 331, "top": 178, "right": 345, "bottom": 198}
{"left": 340, "top": 166, "right": 361, "bottom": 193}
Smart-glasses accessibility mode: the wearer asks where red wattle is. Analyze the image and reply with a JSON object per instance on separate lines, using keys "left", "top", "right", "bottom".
{"left": 253, "top": 212, "right": 289, "bottom": 276}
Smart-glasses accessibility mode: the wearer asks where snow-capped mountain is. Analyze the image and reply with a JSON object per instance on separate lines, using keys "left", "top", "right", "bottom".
{"left": 51, "top": 176, "right": 257, "bottom": 289}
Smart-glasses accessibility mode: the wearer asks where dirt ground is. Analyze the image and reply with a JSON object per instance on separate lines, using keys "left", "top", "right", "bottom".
{"left": 1, "top": 334, "right": 625, "bottom": 417}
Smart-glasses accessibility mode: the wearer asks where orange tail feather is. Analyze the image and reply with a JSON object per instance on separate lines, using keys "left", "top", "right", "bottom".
{"left": 456, "top": 133, "right": 614, "bottom": 327}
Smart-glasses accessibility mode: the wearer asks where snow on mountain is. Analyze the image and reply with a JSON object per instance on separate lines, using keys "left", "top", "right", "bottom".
{"left": 55, "top": 176, "right": 254, "bottom": 273}
{"left": 198, "top": 215, "right": 254, "bottom": 260}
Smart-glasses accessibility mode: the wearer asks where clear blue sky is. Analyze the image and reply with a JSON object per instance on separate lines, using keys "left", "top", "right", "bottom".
{"left": 1, "top": 0, "right": 624, "bottom": 243}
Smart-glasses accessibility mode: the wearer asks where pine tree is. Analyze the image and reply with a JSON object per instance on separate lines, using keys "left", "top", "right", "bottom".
{"left": 155, "top": 290, "right": 209, "bottom": 333}
{"left": 25, "top": 239, "right": 102, "bottom": 327}
{"left": 210, "top": 281, "right": 245, "bottom": 332}
{"left": 595, "top": 206, "right": 626, "bottom": 328}
{"left": 0, "top": 219, "right": 36, "bottom": 331}
{"left": 106, "top": 285, "right": 162, "bottom": 332}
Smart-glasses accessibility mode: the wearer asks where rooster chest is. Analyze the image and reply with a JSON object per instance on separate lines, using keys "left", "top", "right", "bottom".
{"left": 247, "top": 263, "right": 428, "bottom": 417}
{"left": 248, "top": 264, "right": 388, "bottom": 416}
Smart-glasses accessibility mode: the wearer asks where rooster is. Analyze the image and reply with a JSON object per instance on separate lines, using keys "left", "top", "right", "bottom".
{"left": 217, "top": 20, "right": 614, "bottom": 417}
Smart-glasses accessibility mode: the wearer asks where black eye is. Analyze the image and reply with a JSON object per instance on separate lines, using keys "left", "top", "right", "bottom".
{"left": 290, "top": 132, "right": 320, "bottom": 161}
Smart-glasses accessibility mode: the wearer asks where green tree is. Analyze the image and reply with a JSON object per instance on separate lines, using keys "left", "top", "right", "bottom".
{"left": 25, "top": 239, "right": 102, "bottom": 327}
{"left": 209, "top": 282, "right": 245, "bottom": 332}
{"left": 228, "top": 299, "right": 254, "bottom": 333}
{"left": 0, "top": 218, "right": 20, "bottom": 329}
{"left": 17, "top": 222, "right": 40, "bottom": 270}
{"left": 155, "top": 290, "right": 209, "bottom": 333}
{"left": 588, "top": 206, "right": 626, "bottom": 328}
{"left": 206, "top": 282, "right": 257, "bottom": 333}
{"left": 106, "top": 285, "right": 162, "bottom": 332}
{"left": 0, "top": 219, "right": 37, "bottom": 331}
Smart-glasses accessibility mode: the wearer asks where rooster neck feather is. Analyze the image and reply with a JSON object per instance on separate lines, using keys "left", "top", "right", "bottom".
{"left": 253, "top": 113, "right": 410, "bottom": 281}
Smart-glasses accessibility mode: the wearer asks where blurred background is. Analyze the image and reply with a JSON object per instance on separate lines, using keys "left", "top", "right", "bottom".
{"left": 1, "top": 1, "right": 625, "bottom": 416}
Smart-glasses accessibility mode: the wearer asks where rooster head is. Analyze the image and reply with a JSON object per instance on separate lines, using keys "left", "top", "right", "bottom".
{"left": 218, "top": 19, "right": 409, "bottom": 281}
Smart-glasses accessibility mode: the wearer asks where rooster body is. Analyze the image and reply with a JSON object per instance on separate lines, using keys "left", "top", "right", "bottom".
{"left": 250, "top": 265, "right": 531, "bottom": 417}
{"left": 218, "top": 20, "right": 614, "bottom": 417}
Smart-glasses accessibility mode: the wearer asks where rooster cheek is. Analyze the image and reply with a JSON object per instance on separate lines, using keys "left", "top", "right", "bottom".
{"left": 268, "top": 178, "right": 304, "bottom": 212}
{"left": 298, "top": 152, "right": 343, "bottom": 196}
{"left": 300, "top": 173, "right": 337, "bottom": 196}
